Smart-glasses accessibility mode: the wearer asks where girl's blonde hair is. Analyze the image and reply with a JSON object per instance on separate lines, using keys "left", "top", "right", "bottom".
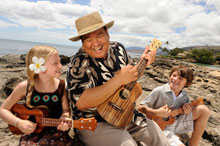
{"left": 26, "top": 45, "right": 58, "bottom": 108}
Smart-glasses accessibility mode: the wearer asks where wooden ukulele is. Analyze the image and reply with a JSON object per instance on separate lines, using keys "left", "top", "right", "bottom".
{"left": 146, "top": 97, "right": 204, "bottom": 130}
{"left": 9, "top": 103, "right": 97, "bottom": 135}
{"left": 97, "top": 39, "right": 162, "bottom": 127}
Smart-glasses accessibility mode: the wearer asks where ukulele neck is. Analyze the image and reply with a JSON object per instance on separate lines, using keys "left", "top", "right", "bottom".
{"left": 41, "top": 118, "right": 73, "bottom": 127}
{"left": 124, "top": 58, "right": 147, "bottom": 91}
{"left": 170, "top": 98, "right": 203, "bottom": 117}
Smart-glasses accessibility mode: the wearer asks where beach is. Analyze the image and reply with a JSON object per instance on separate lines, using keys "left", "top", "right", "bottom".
{"left": 0, "top": 54, "right": 220, "bottom": 146}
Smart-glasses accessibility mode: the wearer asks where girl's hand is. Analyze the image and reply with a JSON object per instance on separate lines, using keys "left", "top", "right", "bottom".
{"left": 17, "top": 119, "right": 37, "bottom": 134}
{"left": 57, "top": 117, "right": 72, "bottom": 131}
{"left": 156, "top": 104, "right": 171, "bottom": 118}
{"left": 182, "top": 103, "right": 192, "bottom": 115}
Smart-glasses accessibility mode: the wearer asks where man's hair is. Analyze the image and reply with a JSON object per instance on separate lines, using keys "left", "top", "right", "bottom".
{"left": 80, "top": 27, "right": 107, "bottom": 42}
{"left": 169, "top": 66, "right": 194, "bottom": 86}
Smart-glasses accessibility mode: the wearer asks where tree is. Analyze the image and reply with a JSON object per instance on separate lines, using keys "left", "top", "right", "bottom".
{"left": 166, "top": 41, "right": 169, "bottom": 49}
{"left": 215, "top": 53, "right": 220, "bottom": 63}
{"left": 169, "top": 47, "right": 183, "bottom": 56}
{"left": 188, "top": 48, "right": 215, "bottom": 64}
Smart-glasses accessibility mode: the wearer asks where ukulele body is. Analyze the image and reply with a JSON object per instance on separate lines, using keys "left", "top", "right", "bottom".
{"left": 97, "top": 82, "right": 142, "bottom": 127}
{"left": 147, "top": 97, "right": 203, "bottom": 130}
{"left": 8, "top": 104, "right": 48, "bottom": 135}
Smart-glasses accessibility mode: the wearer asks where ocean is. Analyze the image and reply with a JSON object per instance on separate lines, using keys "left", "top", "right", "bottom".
{"left": 1, "top": 38, "right": 219, "bottom": 71}
{"left": 0, "top": 38, "right": 141, "bottom": 58}
{"left": 0, "top": 38, "right": 79, "bottom": 57}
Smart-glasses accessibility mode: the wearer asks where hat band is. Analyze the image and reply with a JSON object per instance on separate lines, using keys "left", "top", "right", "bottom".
{"left": 78, "top": 23, "right": 105, "bottom": 35}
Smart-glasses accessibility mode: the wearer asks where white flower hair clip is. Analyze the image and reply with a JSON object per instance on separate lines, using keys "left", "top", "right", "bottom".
{"left": 29, "top": 56, "right": 46, "bottom": 74}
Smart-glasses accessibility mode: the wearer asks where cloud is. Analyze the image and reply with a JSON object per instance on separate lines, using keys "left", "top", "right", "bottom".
{"left": 0, "top": 20, "right": 17, "bottom": 27}
{"left": 0, "top": 0, "right": 219, "bottom": 48}
{"left": 0, "top": 0, "right": 93, "bottom": 29}
{"left": 90, "top": 0, "right": 220, "bottom": 48}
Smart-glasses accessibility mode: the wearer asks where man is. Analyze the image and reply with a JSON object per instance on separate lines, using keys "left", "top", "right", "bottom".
{"left": 66, "top": 11, "right": 170, "bottom": 146}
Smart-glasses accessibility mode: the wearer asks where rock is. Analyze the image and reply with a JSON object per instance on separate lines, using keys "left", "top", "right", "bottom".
{"left": 208, "top": 71, "right": 220, "bottom": 79}
{"left": 0, "top": 54, "right": 220, "bottom": 146}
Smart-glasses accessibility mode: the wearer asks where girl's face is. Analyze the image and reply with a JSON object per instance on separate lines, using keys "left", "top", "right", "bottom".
{"left": 169, "top": 71, "right": 187, "bottom": 91}
{"left": 43, "top": 52, "right": 62, "bottom": 78}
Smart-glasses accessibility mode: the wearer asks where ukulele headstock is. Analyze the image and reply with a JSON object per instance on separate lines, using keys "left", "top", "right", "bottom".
{"left": 191, "top": 97, "right": 204, "bottom": 106}
{"left": 74, "top": 117, "right": 97, "bottom": 131}
{"left": 149, "top": 39, "right": 162, "bottom": 52}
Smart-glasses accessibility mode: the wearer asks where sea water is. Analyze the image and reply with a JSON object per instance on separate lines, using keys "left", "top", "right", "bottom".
{"left": 0, "top": 38, "right": 78, "bottom": 57}
{"left": 0, "top": 38, "right": 141, "bottom": 58}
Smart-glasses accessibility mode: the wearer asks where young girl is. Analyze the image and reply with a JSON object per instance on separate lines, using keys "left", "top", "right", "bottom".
{"left": 0, "top": 45, "right": 74, "bottom": 145}
{"left": 138, "top": 66, "right": 210, "bottom": 146}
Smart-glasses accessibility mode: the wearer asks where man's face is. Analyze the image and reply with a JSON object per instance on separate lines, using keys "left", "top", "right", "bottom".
{"left": 82, "top": 28, "right": 110, "bottom": 59}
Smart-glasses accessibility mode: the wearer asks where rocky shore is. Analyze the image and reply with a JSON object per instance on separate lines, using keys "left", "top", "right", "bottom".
{"left": 0, "top": 54, "right": 220, "bottom": 146}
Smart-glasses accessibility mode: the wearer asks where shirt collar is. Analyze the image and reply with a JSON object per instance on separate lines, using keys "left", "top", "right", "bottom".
{"left": 165, "top": 83, "right": 184, "bottom": 99}
{"left": 164, "top": 83, "right": 172, "bottom": 93}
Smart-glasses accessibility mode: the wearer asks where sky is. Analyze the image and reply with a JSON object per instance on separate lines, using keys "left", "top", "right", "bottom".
{"left": 0, "top": 0, "right": 220, "bottom": 49}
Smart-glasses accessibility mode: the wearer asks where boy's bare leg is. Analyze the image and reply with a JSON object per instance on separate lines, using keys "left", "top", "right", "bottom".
{"left": 189, "top": 105, "right": 210, "bottom": 146}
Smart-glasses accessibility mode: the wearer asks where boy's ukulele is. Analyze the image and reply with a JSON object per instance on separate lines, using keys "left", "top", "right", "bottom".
{"left": 146, "top": 97, "right": 204, "bottom": 130}
{"left": 8, "top": 103, "right": 97, "bottom": 135}
{"left": 97, "top": 39, "right": 162, "bottom": 127}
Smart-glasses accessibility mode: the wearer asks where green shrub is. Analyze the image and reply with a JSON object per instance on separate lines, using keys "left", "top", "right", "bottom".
{"left": 188, "top": 48, "right": 215, "bottom": 64}
{"left": 169, "top": 47, "right": 184, "bottom": 56}
{"left": 215, "top": 55, "right": 220, "bottom": 61}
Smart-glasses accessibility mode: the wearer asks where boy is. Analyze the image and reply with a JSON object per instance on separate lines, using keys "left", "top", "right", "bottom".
{"left": 138, "top": 66, "right": 210, "bottom": 146}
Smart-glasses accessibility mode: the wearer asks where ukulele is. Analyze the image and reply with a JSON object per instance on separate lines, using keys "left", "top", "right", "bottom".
{"left": 8, "top": 103, "right": 97, "bottom": 135}
{"left": 97, "top": 39, "right": 162, "bottom": 127}
{"left": 146, "top": 97, "right": 204, "bottom": 130}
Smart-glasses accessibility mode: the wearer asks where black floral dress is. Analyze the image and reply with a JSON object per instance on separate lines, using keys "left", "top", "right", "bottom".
{"left": 19, "top": 80, "right": 77, "bottom": 146}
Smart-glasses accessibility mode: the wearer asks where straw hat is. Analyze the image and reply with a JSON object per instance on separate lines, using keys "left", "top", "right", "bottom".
{"left": 69, "top": 12, "right": 114, "bottom": 42}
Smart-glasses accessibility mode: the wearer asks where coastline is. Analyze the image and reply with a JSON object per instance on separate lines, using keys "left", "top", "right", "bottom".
{"left": 0, "top": 54, "right": 220, "bottom": 146}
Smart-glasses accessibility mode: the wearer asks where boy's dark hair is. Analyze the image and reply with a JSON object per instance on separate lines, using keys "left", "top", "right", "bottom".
{"left": 169, "top": 66, "right": 194, "bottom": 87}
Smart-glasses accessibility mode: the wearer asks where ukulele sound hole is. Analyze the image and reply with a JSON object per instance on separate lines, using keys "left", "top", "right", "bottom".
{"left": 163, "top": 117, "right": 169, "bottom": 121}
{"left": 119, "top": 89, "right": 130, "bottom": 100}
{"left": 119, "top": 90, "right": 126, "bottom": 99}
{"left": 28, "top": 115, "right": 36, "bottom": 123}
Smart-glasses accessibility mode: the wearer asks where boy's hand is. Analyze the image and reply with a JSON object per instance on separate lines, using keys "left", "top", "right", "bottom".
{"left": 182, "top": 103, "right": 192, "bottom": 115}
{"left": 156, "top": 104, "right": 171, "bottom": 118}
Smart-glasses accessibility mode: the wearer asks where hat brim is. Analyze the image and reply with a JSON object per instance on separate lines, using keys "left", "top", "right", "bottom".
{"left": 69, "top": 20, "right": 114, "bottom": 42}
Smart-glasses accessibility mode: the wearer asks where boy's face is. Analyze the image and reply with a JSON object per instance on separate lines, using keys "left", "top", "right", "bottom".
{"left": 169, "top": 71, "right": 187, "bottom": 91}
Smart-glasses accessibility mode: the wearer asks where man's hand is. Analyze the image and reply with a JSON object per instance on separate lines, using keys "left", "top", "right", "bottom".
{"left": 115, "top": 65, "right": 138, "bottom": 85}
{"left": 142, "top": 45, "right": 157, "bottom": 67}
